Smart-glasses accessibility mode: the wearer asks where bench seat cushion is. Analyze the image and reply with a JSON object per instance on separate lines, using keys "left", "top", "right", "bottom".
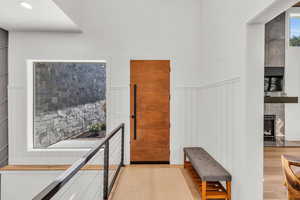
{"left": 184, "top": 147, "right": 232, "bottom": 182}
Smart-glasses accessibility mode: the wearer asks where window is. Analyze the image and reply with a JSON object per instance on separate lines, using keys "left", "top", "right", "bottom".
{"left": 32, "top": 61, "right": 107, "bottom": 149}
{"left": 290, "top": 15, "right": 300, "bottom": 46}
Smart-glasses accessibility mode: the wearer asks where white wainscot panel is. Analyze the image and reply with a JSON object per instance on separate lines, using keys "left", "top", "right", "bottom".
{"left": 108, "top": 86, "right": 130, "bottom": 164}
{"left": 172, "top": 77, "right": 241, "bottom": 197}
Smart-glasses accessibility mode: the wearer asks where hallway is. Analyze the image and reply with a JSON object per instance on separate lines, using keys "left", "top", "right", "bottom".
{"left": 109, "top": 165, "right": 194, "bottom": 200}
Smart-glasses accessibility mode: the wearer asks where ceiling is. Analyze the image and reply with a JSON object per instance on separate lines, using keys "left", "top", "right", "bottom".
{"left": 0, "top": 0, "right": 80, "bottom": 32}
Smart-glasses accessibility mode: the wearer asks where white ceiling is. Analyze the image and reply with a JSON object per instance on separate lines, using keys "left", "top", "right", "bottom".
{"left": 0, "top": 0, "right": 80, "bottom": 32}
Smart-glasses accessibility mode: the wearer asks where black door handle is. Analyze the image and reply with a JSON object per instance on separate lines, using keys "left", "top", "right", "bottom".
{"left": 133, "top": 84, "right": 137, "bottom": 140}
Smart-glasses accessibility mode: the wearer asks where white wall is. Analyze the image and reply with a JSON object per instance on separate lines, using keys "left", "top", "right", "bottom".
{"left": 8, "top": 0, "right": 203, "bottom": 165}
{"left": 7, "top": 0, "right": 296, "bottom": 199}
{"left": 199, "top": 0, "right": 298, "bottom": 199}
{"left": 285, "top": 8, "right": 300, "bottom": 141}
{"left": 173, "top": 79, "right": 241, "bottom": 199}
{"left": 0, "top": 29, "right": 8, "bottom": 167}
{"left": 285, "top": 47, "right": 300, "bottom": 140}
{"left": 245, "top": 24, "right": 265, "bottom": 200}
{"left": 197, "top": 0, "right": 271, "bottom": 199}
{"left": 1, "top": 170, "right": 102, "bottom": 200}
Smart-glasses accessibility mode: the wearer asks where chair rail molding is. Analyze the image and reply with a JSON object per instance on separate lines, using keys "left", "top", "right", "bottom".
{"left": 175, "top": 77, "right": 240, "bottom": 89}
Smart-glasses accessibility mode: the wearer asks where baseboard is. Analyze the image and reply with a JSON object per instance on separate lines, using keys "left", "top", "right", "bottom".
{"left": 130, "top": 161, "right": 170, "bottom": 164}
{"left": 126, "top": 164, "right": 183, "bottom": 168}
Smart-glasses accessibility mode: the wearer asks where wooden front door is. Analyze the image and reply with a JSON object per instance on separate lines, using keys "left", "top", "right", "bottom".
{"left": 130, "top": 60, "right": 170, "bottom": 163}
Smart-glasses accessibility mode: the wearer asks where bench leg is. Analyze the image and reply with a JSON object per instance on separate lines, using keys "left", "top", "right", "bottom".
{"left": 226, "top": 181, "right": 231, "bottom": 200}
{"left": 201, "top": 181, "right": 207, "bottom": 200}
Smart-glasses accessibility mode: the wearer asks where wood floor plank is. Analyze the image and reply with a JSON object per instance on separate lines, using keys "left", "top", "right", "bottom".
{"left": 264, "top": 147, "right": 300, "bottom": 200}
{"left": 109, "top": 166, "right": 194, "bottom": 200}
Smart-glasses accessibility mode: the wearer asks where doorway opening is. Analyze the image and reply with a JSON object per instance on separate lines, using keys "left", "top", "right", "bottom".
{"left": 257, "top": 2, "right": 300, "bottom": 199}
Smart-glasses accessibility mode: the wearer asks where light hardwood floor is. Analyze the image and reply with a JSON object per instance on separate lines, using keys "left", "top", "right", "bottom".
{"left": 264, "top": 147, "right": 300, "bottom": 200}
{"left": 110, "top": 148, "right": 300, "bottom": 200}
{"left": 110, "top": 166, "right": 194, "bottom": 200}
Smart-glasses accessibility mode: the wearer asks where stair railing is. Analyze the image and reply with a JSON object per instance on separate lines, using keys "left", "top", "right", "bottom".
{"left": 32, "top": 123, "right": 125, "bottom": 200}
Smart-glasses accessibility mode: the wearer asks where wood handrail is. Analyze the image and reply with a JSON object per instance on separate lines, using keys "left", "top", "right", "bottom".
{"left": 0, "top": 165, "right": 102, "bottom": 171}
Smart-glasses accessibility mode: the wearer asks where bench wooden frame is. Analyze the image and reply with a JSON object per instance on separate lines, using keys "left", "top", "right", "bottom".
{"left": 184, "top": 151, "right": 231, "bottom": 200}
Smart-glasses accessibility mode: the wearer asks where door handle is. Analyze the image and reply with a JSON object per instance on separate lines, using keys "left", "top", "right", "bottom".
{"left": 132, "top": 84, "right": 137, "bottom": 140}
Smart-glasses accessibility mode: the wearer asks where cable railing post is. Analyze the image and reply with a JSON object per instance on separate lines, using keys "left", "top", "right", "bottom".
{"left": 103, "top": 141, "right": 109, "bottom": 200}
{"left": 121, "top": 124, "right": 125, "bottom": 166}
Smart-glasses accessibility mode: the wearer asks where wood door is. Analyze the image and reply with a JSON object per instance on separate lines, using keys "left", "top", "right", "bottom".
{"left": 130, "top": 60, "right": 170, "bottom": 163}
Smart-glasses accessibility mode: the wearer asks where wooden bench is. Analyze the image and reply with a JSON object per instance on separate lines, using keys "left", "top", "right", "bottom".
{"left": 184, "top": 147, "right": 232, "bottom": 200}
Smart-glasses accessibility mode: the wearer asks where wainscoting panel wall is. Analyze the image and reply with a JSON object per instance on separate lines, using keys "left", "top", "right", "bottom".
{"left": 0, "top": 29, "right": 8, "bottom": 167}
{"left": 108, "top": 85, "right": 129, "bottom": 163}
{"left": 172, "top": 77, "right": 241, "bottom": 198}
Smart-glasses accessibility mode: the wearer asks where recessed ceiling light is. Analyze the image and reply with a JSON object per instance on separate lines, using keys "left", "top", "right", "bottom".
{"left": 20, "top": 2, "right": 33, "bottom": 10}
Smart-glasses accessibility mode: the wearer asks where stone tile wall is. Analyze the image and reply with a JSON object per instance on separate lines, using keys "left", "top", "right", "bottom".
{"left": 34, "top": 100, "right": 105, "bottom": 147}
{"left": 33, "top": 62, "right": 106, "bottom": 148}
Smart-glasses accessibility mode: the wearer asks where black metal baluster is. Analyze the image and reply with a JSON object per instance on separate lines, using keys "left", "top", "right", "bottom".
{"left": 103, "top": 141, "right": 109, "bottom": 200}
{"left": 121, "top": 124, "right": 125, "bottom": 166}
